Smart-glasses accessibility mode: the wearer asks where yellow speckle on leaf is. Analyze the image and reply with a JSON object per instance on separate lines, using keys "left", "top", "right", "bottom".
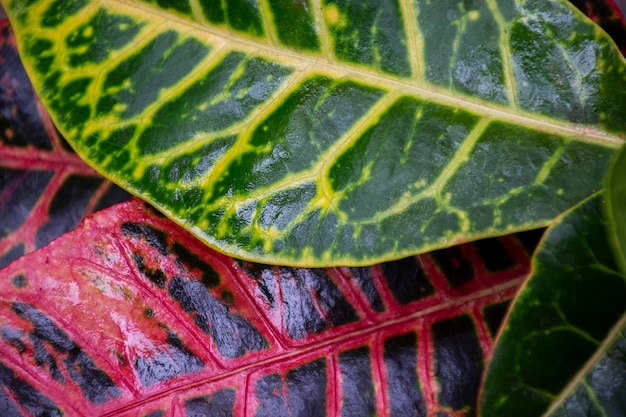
{"left": 320, "top": 251, "right": 333, "bottom": 263}
{"left": 325, "top": 4, "right": 347, "bottom": 28}
{"left": 325, "top": 5, "right": 340, "bottom": 25}
{"left": 468, "top": 10, "right": 480, "bottom": 21}
{"left": 83, "top": 25, "right": 94, "bottom": 38}
{"left": 264, "top": 226, "right": 282, "bottom": 239}
{"left": 301, "top": 247, "right": 313, "bottom": 262}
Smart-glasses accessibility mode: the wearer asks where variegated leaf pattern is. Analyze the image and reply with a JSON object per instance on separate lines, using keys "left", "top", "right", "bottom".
{"left": 543, "top": 145, "right": 626, "bottom": 417}
{"left": 0, "top": 198, "right": 540, "bottom": 416}
{"left": 0, "top": 18, "right": 131, "bottom": 268}
{"left": 2, "top": 0, "right": 624, "bottom": 266}
{"left": 480, "top": 192, "right": 626, "bottom": 416}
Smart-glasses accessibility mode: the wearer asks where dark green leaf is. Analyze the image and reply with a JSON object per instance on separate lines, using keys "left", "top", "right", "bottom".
{"left": 608, "top": 141, "right": 626, "bottom": 274}
{"left": 540, "top": 144, "right": 626, "bottom": 416}
{"left": 480, "top": 192, "right": 626, "bottom": 416}
{"left": 549, "top": 327, "right": 626, "bottom": 416}
{"left": 2, "top": 0, "right": 625, "bottom": 266}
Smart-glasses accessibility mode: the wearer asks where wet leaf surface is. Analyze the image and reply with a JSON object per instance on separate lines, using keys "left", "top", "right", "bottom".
{"left": 0, "top": 19, "right": 131, "bottom": 269}
{"left": 0, "top": 14, "right": 544, "bottom": 416}
{"left": 2, "top": 0, "right": 625, "bottom": 265}
{"left": 0, "top": 1, "right": 625, "bottom": 415}
{"left": 480, "top": 192, "right": 626, "bottom": 416}
{"left": 0, "top": 198, "right": 538, "bottom": 416}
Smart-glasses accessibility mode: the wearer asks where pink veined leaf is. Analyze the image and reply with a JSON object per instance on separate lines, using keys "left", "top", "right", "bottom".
{"left": 0, "top": 198, "right": 541, "bottom": 416}
{"left": 0, "top": 18, "right": 131, "bottom": 268}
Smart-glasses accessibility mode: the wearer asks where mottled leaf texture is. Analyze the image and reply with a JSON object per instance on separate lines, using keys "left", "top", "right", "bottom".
{"left": 0, "top": 19, "right": 131, "bottom": 269}
{"left": 2, "top": 0, "right": 625, "bottom": 266}
{"left": 0, "top": 198, "right": 537, "bottom": 416}
{"left": 547, "top": 143, "right": 626, "bottom": 416}
{"left": 480, "top": 192, "right": 626, "bottom": 417}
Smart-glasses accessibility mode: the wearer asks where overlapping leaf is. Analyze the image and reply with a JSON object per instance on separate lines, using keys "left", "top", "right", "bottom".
{"left": 544, "top": 136, "right": 626, "bottom": 415}
{"left": 0, "top": 18, "right": 130, "bottom": 269}
{"left": 2, "top": 0, "right": 624, "bottom": 266}
{"left": 543, "top": 146, "right": 626, "bottom": 417}
{"left": 0, "top": 198, "right": 539, "bottom": 416}
{"left": 0, "top": 15, "right": 547, "bottom": 415}
{"left": 3, "top": 2, "right": 624, "bottom": 415}
{"left": 549, "top": 327, "right": 626, "bottom": 416}
{"left": 480, "top": 192, "right": 626, "bottom": 416}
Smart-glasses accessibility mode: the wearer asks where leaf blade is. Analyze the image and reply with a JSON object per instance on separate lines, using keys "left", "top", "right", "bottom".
{"left": 608, "top": 140, "right": 626, "bottom": 274}
{"left": 527, "top": 143, "right": 626, "bottom": 416}
{"left": 548, "top": 325, "right": 626, "bottom": 416}
{"left": 479, "top": 191, "right": 626, "bottom": 416}
{"left": 0, "top": 19, "right": 131, "bottom": 268}
{"left": 3, "top": 0, "right": 626, "bottom": 266}
{"left": 0, "top": 198, "right": 533, "bottom": 416}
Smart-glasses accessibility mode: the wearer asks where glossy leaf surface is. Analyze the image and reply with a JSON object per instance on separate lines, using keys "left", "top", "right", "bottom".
{"left": 549, "top": 142, "right": 626, "bottom": 416}
{"left": 0, "top": 19, "right": 131, "bottom": 269}
{"left": 549, "top": 326, "right": 626, "bottom": 416}
{"left": 0, "top": 16, "right": 543, "bottom": 416}
{"left": 0, "top": 198, "right": 537, "bottom": 416}
{"left": 480, "top": 192, "right": 626, "bottom": 416}
{"left": 3, "top": 0, "right": 625, "bottom": 266}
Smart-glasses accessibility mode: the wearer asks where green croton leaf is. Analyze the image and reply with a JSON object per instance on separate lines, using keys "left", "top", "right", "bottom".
{"left": 2, "top": 0, "right": 626, "bottom": 266}
{"left": 608, "top": 137, "right": 626, "bottom": 274}
{"left": 548, "top": 327, "right": 626, "bottom": 416}
{"left": 479, "top": 191, "right": 626, "bottom": 416}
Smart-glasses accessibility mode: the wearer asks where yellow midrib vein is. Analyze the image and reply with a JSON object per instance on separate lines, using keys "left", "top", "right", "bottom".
{"left": 15, "top": 0, "right": 623, "bottom": 150}
{"left": 101, "top": 0, "right": 626, "bottom": 149}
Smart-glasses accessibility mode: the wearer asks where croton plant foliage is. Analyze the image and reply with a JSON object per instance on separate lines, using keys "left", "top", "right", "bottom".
{"left": 0, "top": 37, "right": 539, "bottom": 414}
{"left": 3, "top": 0, "right": 626, "bottom": 266}
{"left": 0, "top": 1, "right": 626, "bottom": 417}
